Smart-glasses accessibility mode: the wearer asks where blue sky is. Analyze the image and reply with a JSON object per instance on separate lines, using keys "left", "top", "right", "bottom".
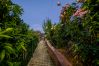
{"left": 12, "top": 0, "right": 75, "bottom": 32}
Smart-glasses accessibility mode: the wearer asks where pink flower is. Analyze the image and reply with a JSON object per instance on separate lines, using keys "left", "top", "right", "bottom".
{"left": 73, "top": 8, "right": 88, "bottom": 17}
{"left": 79, "top": 10, "right": 88, "bottom": 17}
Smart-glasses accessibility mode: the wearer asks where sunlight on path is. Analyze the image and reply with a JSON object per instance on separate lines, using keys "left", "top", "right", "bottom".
{"left": 28, "top": 40, "right": 54, "bottom": 66}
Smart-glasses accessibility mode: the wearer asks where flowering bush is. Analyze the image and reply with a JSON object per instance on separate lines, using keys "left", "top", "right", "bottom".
{"left": 43, "top": 0, "right": 99, "bottom": 65}
{"left": 73, "top": 8, "right": 88, "bottom": 17}
{"left": 60, "top": 4, "right": 75, "bottom": 23}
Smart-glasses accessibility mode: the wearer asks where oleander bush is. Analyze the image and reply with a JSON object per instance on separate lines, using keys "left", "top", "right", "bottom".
{"left": 43, "top": 0, "right": 99, "bottom": 66}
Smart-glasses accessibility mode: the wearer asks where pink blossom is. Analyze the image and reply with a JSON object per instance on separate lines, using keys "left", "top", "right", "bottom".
{"left": 73, "top": 8, "right": 88, "bottom": 17}
{"left": 79, "top": 10, "right": 88, "bottom": 17}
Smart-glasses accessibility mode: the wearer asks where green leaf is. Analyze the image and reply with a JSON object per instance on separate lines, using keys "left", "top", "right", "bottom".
{"left": 21, "top": 45, "right": 26, "bottom": 51}
{"left": 4, "top": 46, "right": 15, "bottom": 54}
{"left": 4, "top": 43, "right": 13, "bottom": 47}
{"left": 20, "top": 42, "right": 26, "bottom": 51}
{"left": 7, "top": 62, "right": 21, "bottom": 66}
{"left": 0, "top": 28, "right": 13, "bottom": 38}
{"left": 16, "top": 42, "right": 26, "bottom": 51}
{"left": 96, "top": 38, "right": 99, "bottom": 42}
{"left": 96, "top": 60, "right": 99, "bottom": 65}
{"left": 0, "top": 34, "right": 12, "bottom": 38}
{"left": 0, "top": 50, "right": 5, "bottom": 62}
{"left": 0, "top": 28, "right": 2, "bottom": 32}
{"left": 7, "top": 62, "right": 13, "bottom": 66}
{"left": 13, "top": 62, "right": 21, "bottom": 66}
{"left": 2, "top": 28, "right": 13, "bottom": 34}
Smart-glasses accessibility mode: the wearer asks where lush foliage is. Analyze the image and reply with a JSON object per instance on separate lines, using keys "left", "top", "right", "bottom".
{"left": 43, "top": 0, "right": 99, "bottom": 66}
{"left": 0, "top": 0, "right": 39, "bottom": 66}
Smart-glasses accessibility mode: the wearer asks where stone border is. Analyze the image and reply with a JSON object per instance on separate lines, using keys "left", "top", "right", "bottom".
{"left": 45, "top": 40, "right": 72, "bottom": 66}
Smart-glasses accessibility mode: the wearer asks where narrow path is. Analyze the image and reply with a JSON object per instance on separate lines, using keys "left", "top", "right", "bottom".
{"left": 28, "top": 40, "right": 54, "bottom": 66}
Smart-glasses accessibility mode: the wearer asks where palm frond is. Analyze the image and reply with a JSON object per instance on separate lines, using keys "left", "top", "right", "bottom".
{"left": 0, "top": 50, "right": 5, "bottom": 62}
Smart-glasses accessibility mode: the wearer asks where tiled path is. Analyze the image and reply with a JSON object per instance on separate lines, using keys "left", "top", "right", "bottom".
{"left": 28, "top": 40, "right": 54, "bottom": 66}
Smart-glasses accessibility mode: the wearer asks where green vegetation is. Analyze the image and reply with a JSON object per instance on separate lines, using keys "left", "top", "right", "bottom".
{"left": 43, "top": 0, "right": 99, "bottom": 66}
{"left": 0, "top": 0, "right": 39, "bottom": 66}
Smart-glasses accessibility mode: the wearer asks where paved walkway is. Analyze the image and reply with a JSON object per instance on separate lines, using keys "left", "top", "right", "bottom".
{"left": 28, "top": 40, "right": 54, "bottom": 66}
